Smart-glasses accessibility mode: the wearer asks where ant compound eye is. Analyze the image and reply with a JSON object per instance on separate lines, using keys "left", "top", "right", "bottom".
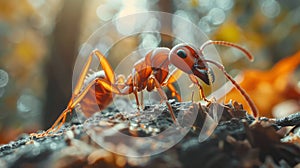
{"left": 176, "top": 49, "right": 187, "bottom": 59}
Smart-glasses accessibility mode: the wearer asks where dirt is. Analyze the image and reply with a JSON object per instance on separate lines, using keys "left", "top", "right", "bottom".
{"left": 0, "top": 101, "right": 299, "bottom": 168}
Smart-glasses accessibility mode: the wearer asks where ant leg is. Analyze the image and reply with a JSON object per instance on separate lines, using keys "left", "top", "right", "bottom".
{"left": 119, "top": 85, "right": 143, "bottom": 113}
{"left": 74, "top": 49, "right": 115, "bottom": 95}
{"left": 131, "top": 69, "right": 141, "bottom": 111}
{"left": 32, "top": 49, "right": 117, "bottom": 138}
{"left": 30, "top": 108, "right": 71, "bottom": 138}
{"left": 140, "top": 91, "right": 144, "bottom": 109}
{"left": 203, "top": 59, "right": 259, "bottom": 118}
{"left": 31, "top": 53, "right": 95, "bottom": 137}
{"left": 198, "top": 84, "right": 210, "bottom": 102}
{"left": 191, "top": 91, "right": 195, "bottom": 103}
{"left": 73, "top": 49, "right": 115, "bottom": 102}
{"left": 44, "top": 49, "right": 115, "bottom": 136}
{"left": 133, "top": 90, "right": 141, "bottom": 111}
{"left": 31, "top": 78, "right": 120, "bottom": 138}
{"left": 163, "top": 68, "right": 183, "bottom": 84}
{"left": 93, "top": 49, "right": 116, "bottom": 83}
{"left": 189, "top": 74, "right": 211, "bottom": 104}
{"left": 60, "top": 79, "right": 119, "bottom": 132}
{"left": 163, "top": 69, "right": 183, "bottom": 101}
{"left": 46, "top": 109, "right": 70, "bottom": 135}
{"left": 166, "top": 83, "right": 182, "bottom": 102}
{"left": 149, "top": 75, "right": 178, "bottom": 124}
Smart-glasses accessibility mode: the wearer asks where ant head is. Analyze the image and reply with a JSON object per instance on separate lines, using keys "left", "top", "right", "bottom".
{"left": 169, "top": 44, "right": 198, "bottom": 73}
{"left": 169, "top": 43, "right": 214, "bottom": 85}
{"left": 169, "top": 41, "right": 258, "bottom": 117}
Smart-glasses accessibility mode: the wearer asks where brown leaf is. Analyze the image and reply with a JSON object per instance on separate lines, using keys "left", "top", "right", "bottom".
{"left": 225, "top": 51, "right": 300, "bottom": 117}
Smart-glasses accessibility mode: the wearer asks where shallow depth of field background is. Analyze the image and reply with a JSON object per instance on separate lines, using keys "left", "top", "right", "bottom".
{"left": 0, "top": 0, "right": 300, "bottom": 144}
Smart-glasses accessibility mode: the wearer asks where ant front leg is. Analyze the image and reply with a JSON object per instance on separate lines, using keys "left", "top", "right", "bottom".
{"left": 166, "top": 83, "right": 181, "bottom": 102}
{"left": 188, "top": 74, "right": 212, "bottom": 105}
{"left": 203, "top": 59, "right": 259, "bottom": 118}
{"left": 163, "top": 69, "right": 183, "bottom": 102}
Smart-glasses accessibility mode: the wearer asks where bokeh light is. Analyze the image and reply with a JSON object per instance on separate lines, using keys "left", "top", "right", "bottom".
{"left": 208, "top": 8, "right": 226, "bottom": 26}
{"left": 215, "top": 0, "right": 234, "bottom": 11}
{"left": 0, "top": 69, "right": 9, "bottom": 88}
{"left": 260, "top": 0, "right": 281, "bottom": 19}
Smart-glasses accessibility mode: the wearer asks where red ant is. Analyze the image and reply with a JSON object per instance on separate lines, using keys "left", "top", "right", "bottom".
{"left": 31, "top": 40, "right": 258, "bottom": 138}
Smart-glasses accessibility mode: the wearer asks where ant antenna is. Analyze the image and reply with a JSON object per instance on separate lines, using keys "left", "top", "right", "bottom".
{"left": 200, "top": 40, "right": 254, "bottom": 61}
{"left": 203, "top": 59, "right": 258, "bottom": 118}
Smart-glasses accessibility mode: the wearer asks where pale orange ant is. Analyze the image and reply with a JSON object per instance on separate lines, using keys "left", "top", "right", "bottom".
{"left": 31, "top": 40, "right": 258, "bottom": 138}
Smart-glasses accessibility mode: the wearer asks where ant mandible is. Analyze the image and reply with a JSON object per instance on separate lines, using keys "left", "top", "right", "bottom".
{"left": 31, "top": 40, "right": 258, "bottom": 138}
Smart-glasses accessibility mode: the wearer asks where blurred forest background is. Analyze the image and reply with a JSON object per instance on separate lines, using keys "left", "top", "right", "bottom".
{"left": 0, "top": 0, "right": 300, "bottom": 144}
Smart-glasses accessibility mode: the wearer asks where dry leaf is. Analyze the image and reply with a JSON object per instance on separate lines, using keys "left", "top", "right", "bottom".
{"left": 224, "top": 51, "right": 300, "bottom": 117}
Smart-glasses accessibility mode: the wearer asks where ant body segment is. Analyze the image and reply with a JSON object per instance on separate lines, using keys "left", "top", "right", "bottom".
{"left": 31, "top": 40, "right": 258, "bottom": 138}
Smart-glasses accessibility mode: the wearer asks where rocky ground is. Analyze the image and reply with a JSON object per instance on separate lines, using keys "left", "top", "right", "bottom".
{"left": 0, "top": 101, "right": 300, "bottom": 168}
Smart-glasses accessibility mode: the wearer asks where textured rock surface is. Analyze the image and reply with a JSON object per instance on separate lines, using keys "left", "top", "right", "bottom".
{"left": 0, "top": 101, "right": 300, "bottom": 168}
